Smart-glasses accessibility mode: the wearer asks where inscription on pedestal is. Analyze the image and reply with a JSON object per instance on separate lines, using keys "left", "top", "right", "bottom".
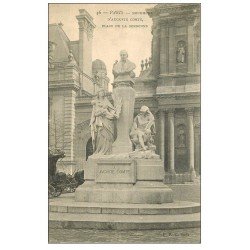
{"left": 95, "top": 160, "right": 136, "bottom": 183}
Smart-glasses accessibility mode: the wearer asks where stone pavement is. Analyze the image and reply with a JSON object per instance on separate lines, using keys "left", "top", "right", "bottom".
{"left": 49, "top": 228, "right": 201, "bottom": 243}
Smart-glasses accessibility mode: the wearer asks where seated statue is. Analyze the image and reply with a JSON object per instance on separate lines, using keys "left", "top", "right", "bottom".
{"left": 130, "top": 106, "right": 156, "bottom": 152}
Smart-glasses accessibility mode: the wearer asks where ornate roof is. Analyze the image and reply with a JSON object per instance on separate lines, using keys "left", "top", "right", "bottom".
{"left": 147, "top": 3, "right": 200, "bottom": 18}
{"left": 49, "top": 23, "right": 71, "bottom": 63}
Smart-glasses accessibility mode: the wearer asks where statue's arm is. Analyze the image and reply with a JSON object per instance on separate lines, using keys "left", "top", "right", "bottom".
{"left": 104, "top": 108, "right": 116, "bottom": 120}
{"left": 90, "top": 108, "right": 96, "bottom": 125}
{"left": 132, "top": 116, "right": 138, "bottom": 129}
{"left": 95, "top": 110, "right": 103, "bottom": 116}
{"left": 145, "top": 114, "right": 156, "bottom": 133}
{"left": 112, "top": 69, "right": 118, "bottom": 78}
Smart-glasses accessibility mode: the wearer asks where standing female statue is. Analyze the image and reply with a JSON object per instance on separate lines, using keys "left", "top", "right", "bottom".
{"left": 177, "top": 41, "right": 186, "bottom": 63}
{"left": 89, "top": 88, "right": 121, "bottom": 156}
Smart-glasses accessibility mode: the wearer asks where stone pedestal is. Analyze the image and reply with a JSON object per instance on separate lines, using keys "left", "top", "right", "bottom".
{"left": 75, "top": 155, "right": 173, "bottom": 204}
{"left": 112, "top": 80, "right": 135, "bottom": 154}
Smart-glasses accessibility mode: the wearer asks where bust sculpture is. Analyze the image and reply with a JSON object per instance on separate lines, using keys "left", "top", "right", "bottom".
{"left": 130, "top": 106, "right": 156, "bottom": 152}
{"left": 112, "top": 50, "right": 136, "bottom": 86}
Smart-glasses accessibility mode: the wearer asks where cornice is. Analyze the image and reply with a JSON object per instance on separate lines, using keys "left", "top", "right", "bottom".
{"left": 147, "top": 4, "right": 200, "bottom": 18}
{"left": 155, "top": 92, "right": 200, "bottom": 99}
{"left": 158, "top": 72, "right": 200, "bottom": 78}
{"left": 149, "top": 4, "right": 200, "bottom": 30}
{"left": 49, "top": 82, "right": 80, "bottom": 92}
{"left": 76, "top": 9, "right": 96, "bottom": 39}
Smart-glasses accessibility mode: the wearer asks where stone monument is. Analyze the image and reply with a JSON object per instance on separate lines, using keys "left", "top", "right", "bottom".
{"left": 112, "top": 50, "right": 136, "bottom": 154}
{"left": 75, "top": 50, "right": 173, "bottom": 204}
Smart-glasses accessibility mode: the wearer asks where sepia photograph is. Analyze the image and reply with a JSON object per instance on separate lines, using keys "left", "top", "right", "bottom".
{"left": 3, "top": 0, "right": 250, "bottom": 248}
{"left": 48, "top": 2, "right": 201, "bottom": 244}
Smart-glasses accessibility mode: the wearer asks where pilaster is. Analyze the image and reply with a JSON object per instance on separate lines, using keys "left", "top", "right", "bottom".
{"left": 160, "top": 26, "right": 168, "bottom": 74}
{"left": 168, "top": 21, "right": 176, "bottom": 74}
{"left": 187, "top": 17, "right": 196, "bottom": 73}
{"left": 151, "top": 22, "right": 160, "bottom": 77}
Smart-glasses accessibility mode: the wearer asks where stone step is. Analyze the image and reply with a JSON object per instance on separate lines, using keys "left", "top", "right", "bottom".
{"left": 49, "top": 194, "right": 200, "bottom": 215}
{"left": 49, "top": 212, "right": 201, "bottom": 230}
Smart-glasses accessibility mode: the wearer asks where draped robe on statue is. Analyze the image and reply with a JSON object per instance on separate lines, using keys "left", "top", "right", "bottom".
{"left": 90, "top": 97, "right": 116, "bottom": 155}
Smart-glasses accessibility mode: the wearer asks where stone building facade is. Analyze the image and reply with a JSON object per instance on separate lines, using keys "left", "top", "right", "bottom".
{"left": 49, "top": 4, "right": 200, "bottom": 181}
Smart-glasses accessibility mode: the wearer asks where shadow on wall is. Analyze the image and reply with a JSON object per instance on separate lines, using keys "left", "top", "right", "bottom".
{"left": 86, "top": 137, "right": 93, "bottom": 161}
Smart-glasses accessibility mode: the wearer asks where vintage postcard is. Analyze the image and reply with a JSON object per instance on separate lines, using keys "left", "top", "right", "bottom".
{"left": 48, "top": 3, "right": 201, "bottom": 243}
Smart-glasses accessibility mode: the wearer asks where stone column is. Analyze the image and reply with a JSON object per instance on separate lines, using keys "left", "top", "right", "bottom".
{"left": 159, "top": 110, "right": 165, "bottom": 164}
{"left": 168, "top": 21, "right": 176, "bottom": 74}
{"left": 194, "top": 123, "right": 200, "bottom": 176}
{"left": 164, "top": 108, "right": 175, "bottom": 184}
{"left": 186, "top": 107, "right": 196, "bottom": 180}
{"left": 167, "top": 108, "right": 175, "bottom": 174}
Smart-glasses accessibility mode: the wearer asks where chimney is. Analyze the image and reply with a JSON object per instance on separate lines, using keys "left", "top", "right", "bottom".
{"left": 76, "top": 9, "right": 96, "bottom": 77}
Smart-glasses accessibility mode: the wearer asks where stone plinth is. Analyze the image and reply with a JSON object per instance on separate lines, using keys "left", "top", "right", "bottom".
{"left": 83, "top": 157, "right": 96, "bottom": 181}
{"left": 75, "top": 155, "right": 173, "bottom": 204}
{"left": 136, "top": 159, "right": 164, "bottom": 181}
{"left": 112, "top": 81, "right": 135, "bottom": 154}
{"left": 95, "top": 159, "right": 136, "bottom": 184}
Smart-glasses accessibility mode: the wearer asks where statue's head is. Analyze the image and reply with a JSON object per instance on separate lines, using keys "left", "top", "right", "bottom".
{"left": 120, "top": 50, "right": 128, "bottom": 62}
{"left": 140, "top": 105, "right": 149, "bottom": 116}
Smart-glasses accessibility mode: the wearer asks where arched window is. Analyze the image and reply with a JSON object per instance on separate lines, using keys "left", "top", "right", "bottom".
{"left": 175, "top": 124, "right": 188, "bottom": 173}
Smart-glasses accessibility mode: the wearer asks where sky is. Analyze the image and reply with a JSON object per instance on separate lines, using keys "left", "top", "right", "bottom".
{"left": 49, "top": 3, "right": 156, "bottom": 83}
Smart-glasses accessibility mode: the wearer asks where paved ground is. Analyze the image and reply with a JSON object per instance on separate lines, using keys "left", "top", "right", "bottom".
{"left": 49, "top": 183, "right": 201, "bottom": 243}
{"left": 49, "top": 228, "right": 200, "bottom": 244}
